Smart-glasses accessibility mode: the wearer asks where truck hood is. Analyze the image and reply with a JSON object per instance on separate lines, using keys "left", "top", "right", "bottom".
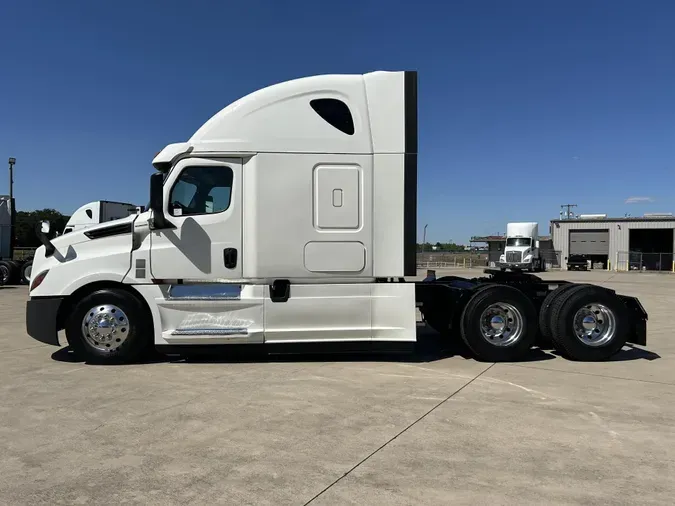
{"left": 29, "top": 213, "right": 149, "bottom": 296}
{"left": 53, "top": 213, "right": 138, "bottom": 248}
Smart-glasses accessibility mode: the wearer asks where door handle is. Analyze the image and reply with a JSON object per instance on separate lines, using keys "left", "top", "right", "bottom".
{"left": 224, "top": 248, "right": 237, "bottom": 269}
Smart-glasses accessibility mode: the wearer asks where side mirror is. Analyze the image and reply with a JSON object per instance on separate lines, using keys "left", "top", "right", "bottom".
{"left": 40, "top": 220, "right": 51, "bottom": 235}
{"left": 149, "top": 172, "right": 170, "bottom": 229}
{"left": 535, "top": 240, "right": 540, "bottom": 248}
{"left": 35, "top": 220, "right": 55, "bottom": 257}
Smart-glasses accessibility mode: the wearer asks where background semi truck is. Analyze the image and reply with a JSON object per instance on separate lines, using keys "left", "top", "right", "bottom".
{"left": 499, "top": 222, "right": 545, "bottom": 272}
{"left": 25, "top": 70, "right": 648, "bottom": 364}
{"left": 0, "top": 199, "right": 139, "bottom": 285}
{"left": 0, "top": 196, "right": 32, "bottom": 286}
{"left": 62, "top": 201, "right": 139, "bottom": 235}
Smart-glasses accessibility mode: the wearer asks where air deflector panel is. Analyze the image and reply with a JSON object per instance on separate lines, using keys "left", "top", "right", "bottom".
{"left": 404, "top": 71, "right": 418, "bottom": 277}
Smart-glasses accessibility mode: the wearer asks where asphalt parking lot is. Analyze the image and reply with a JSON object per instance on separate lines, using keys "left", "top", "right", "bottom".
{"left": 1, "top": 269, "right": 674, "bottom": 505}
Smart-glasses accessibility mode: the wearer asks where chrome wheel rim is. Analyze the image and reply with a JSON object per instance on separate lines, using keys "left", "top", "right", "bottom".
{"left": 573, "top": 303, "right": 615, "bottom": 347}
{"left": 479, "top": 302, "right": 523, "bottom": 347}
{"left": 81, "top": 304, "right": 130, "bottom": 352}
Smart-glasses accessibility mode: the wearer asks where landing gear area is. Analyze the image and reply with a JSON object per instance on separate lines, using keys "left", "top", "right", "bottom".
{"left": 419, "top": 269, "right": 646, "bottom": 363}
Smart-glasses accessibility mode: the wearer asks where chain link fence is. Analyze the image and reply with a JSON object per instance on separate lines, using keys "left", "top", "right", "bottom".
{"left": 615, "top": 251, "right": 674, "bottom": 272}
{"left": 418, "top": 250, "right": 563, "bottom": 270}
{"left": 417, "top": 252, "right": 489, "bottom": 269}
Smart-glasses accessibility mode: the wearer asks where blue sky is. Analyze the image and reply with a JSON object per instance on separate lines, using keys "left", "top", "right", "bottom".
{"left": 1, "top": 0, "right": 674, "bottom": 243}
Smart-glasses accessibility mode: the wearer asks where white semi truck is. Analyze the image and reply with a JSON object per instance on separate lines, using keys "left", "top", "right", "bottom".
{"left": 63, "top": 201, "right": 139, "bottom": 235}
{"left": 16, "top": 201, "right": 140, "bottom": 286}
{"left": 499, "top": 222, "right": 545, "bottom": 272}
{"left": 25, "top": 71, "right": 648, "bottom": 364}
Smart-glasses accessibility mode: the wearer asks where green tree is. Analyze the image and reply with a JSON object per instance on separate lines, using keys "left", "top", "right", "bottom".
{"left": 15, "top": 209, "right": 70, "bottom": 247}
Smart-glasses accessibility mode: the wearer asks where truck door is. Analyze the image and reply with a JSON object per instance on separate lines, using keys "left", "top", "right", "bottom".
{"left": 150, "top": 157, "right": 242, "bottom": 281}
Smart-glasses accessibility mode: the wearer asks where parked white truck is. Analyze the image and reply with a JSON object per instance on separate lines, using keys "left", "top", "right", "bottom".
{"left": 63, "top": 200, "right": 139, "bottom": 235}
{"left": 25, "top": 71, "right": 648, "bottom": 364}
{"left": 499, "top": 222, "right": 545, "bottom": 272}
{"left": 17, "top": 201, "right": 140, "bottom": 285}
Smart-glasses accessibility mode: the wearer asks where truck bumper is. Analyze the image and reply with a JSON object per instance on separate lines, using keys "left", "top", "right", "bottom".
{"left": 26, "top": 297, "right": 63, "bottom": 346}
{"left": 497, "top": 262, "right": 532, "bottom": 270}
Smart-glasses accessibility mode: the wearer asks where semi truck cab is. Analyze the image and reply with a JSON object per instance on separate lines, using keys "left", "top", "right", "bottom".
{"left": 26, "top": 70, "right": 420, "bottom": 359}
{"left": 499, "top": 222, "right": 544, "bottom": 272}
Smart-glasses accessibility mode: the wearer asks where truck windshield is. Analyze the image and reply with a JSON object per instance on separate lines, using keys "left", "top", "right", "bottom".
{"left": 506, "top": 238, "right": 532, "bottom": 247}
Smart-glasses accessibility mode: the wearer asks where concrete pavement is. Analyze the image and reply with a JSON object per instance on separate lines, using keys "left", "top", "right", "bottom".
{"left": 1, "top": 270, "right": 673, "bottom": 505}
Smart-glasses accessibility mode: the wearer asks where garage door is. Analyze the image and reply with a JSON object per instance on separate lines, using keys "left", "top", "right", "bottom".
{"left": 569, "top": 230, "right": 609, "bottom": 255}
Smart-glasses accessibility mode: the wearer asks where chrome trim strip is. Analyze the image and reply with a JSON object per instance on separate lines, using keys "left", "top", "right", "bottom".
{"left": 171, "top": 328, "right": 249, "bottom": 336}
{"left": 168, "top": 284, "right": 242, "bottom": 300}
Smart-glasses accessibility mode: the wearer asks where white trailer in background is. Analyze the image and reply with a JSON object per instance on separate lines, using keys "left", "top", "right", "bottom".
{"left": 499, "top": 222, "right": 545, "bottom": 272}
{"left": 25, "top": 71, "right": 648, "bottom": 364}
{"left": 63, "top": 201, "right": 139, "bottom": 235}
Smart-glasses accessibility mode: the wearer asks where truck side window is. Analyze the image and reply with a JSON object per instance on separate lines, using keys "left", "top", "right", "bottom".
{"left": 310, "top": 98, "right": 355, "bottom": 135}
{"left": 168, "top": 166, "right": 233, "bottom": 217}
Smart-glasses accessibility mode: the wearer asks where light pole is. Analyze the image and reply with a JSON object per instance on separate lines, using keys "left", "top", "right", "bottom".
{"left": 7, "top": 157, "right": 16, "bottom": 258}
{"left": 8, "top": 157, "right": 15, "bottom": 203}
{"left": 422, "top": 224, "right": 428, "bottom": 252}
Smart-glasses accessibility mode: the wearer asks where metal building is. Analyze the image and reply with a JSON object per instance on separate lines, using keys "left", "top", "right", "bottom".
{"left": 551, "top": 215, "right": 675, "bottom": 271}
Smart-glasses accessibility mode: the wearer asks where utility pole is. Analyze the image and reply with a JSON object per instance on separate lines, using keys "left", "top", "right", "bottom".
{"left": 560, "top": 204, "right": 577, "bottom": 220}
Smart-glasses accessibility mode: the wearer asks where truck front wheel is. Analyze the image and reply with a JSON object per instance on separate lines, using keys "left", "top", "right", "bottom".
{"left": 459, "top": 285, "right": 537, "bottom": 362}
{"left": 549, "top": 285, "right": 628, "bottom": 361}
{"left": 65, "top": 288, "right": 153, "bottom": 363}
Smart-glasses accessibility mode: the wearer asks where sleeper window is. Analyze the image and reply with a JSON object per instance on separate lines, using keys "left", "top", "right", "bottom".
{"left": 169, "top": 166, "right": 233, "bottom": 216}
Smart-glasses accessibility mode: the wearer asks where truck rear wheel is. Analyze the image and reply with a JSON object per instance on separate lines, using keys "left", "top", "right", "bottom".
{"left": 538, "top": 283, "right": 583, "bottom": 341}
{"left": 549, "top": 284, "right": 628, "bottom": 361}
{"left": 459, "top": 285, "right": 537, "bottom": 362}
{"left": 65, "top": 288, "right": 153, "bottom": 363}
{"left": 20, "top": 261, "right": 32, "bottom": 285}
{"left": 0, "top": 261, "right": 11, "bottom": 285}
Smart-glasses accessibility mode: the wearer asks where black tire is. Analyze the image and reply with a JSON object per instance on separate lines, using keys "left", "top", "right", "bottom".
{"left": 8, "top": 260, "right": 23, "bottom": 284}
{"left": 538, "top": 283, "right": 584, "bottom": 341}
{"left": 549, "top": 284, "right": 629, "bottom": 361}
{"left": 20, "top": 261, "right": 32, "bottom": 285}
{"left": 459, "top": 284, "right": 538, "bottom": 362}
{"left": 65, "top": 288, "right": 153, "bottom": 363}
{"left": 0, "top": 261, "right": 11, "bottom": 286}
